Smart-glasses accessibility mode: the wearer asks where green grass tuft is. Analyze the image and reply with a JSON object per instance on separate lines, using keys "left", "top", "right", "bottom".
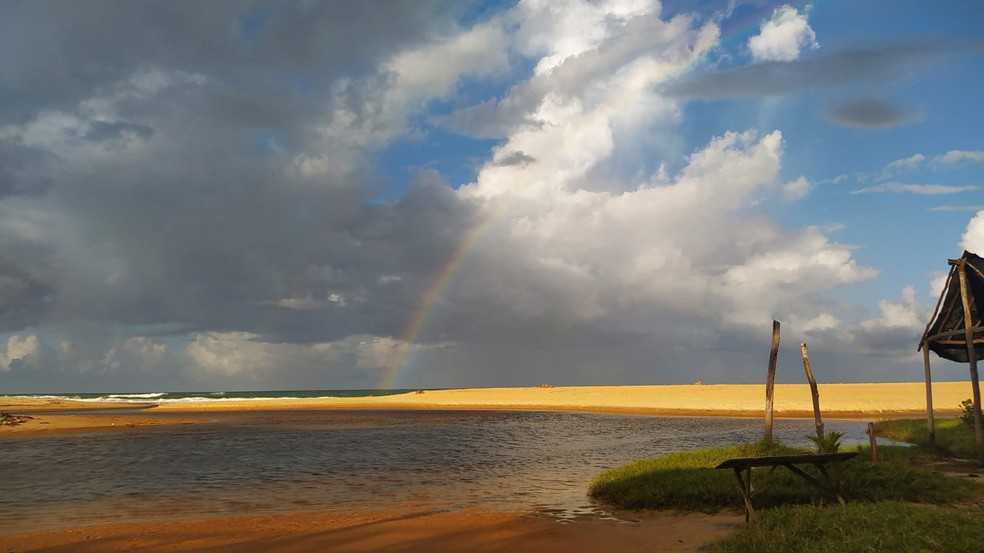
{"left": 712, "top": 501, "right": 984, "bottom": 553}
{"left": 874, "top": 417, "right": 980, "bottom": 460}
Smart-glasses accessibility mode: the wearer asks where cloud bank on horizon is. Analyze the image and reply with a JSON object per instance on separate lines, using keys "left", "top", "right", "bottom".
{"left": 1, "top": 0, "right": 982, "bottom": 392}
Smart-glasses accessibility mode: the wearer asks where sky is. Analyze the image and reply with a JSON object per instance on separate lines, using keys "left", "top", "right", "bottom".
{"left": 1, "top": 0, "right": 983, "bottom": 393}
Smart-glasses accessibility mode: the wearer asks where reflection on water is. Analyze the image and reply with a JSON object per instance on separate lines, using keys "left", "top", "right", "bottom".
{"left": 0, "top": 411, "right": 869, "bottom": 532}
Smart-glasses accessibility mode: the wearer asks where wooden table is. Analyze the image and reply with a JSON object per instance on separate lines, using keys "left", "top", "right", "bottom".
{"left": 715, "top": 452, "right": 858, "bottom": 522}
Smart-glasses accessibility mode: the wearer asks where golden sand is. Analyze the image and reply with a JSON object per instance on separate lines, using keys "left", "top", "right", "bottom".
{"left": 1, "top": 381, "right": 969, "bottom": 436}
{"left": 1, "top": 381, "right": 966, "bottom": 436}
{"left": 148, "top": 381, "right": 965, "bottom": 417}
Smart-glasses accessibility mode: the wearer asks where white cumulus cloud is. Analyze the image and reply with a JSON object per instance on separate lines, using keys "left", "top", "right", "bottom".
{"left": 861, "top": 286, "right": 927, "bottom": 331}
{"left": 940, "top": 150, "right": 984, "bottom": 165}
{"left": 0, "top": 335, "right": 43, "bottom": 371}
{"left": 962, "top": 210, "right": 984, "bottom": 254}
{"left": 782, "top": 175, "right": 813, "bottom": 200}
{"left": 747, "top": 5, "right": 819, "bottom": 62}
{"left": 101, "top": 337, "right": 170, "bottom": 374}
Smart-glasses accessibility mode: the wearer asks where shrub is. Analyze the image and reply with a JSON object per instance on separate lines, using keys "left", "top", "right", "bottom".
{"left": 960, "top": 398, "right": 975, "bottom": 428}
{"left": 807, "top": 431, "right": 844, "bottom": 453}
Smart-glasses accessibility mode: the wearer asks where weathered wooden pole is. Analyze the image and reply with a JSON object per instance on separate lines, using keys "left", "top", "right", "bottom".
{"left": 764, "top": 320, "right": 780, "bottom": 443}
{"left": 801, "top": 342, "right": 824, "bottom": 442}
{"left": 922, "top": 344, "right": 935, "bottom": 443}
{"left": 867, "top": 422, "right": 878, "bottom": 463}
{"left": 954, "top": 259, "right": 983, "bottom": 452}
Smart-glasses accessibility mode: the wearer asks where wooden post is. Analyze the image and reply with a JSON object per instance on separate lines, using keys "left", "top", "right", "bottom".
{"left": 922, "top": 344, "right": 935, "bottom": 443}
{"left": 801, "top": 342, "right": 824, "bottom": 442}
{"left": 867, "top": 422, "right": 878, "bottom": 463}
{"left": 955, "top": 260, "right": 984, "bottom": 452}
{"left": 764, "top": 320, "right": 780, "bottom": 443}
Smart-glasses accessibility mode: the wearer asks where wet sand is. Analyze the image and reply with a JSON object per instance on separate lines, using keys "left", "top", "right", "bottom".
{"left": 0, "top": 506, "right": 742, "bottom": 553}
{"left": 0, "top": 397, "right": 201, "bottom": 435}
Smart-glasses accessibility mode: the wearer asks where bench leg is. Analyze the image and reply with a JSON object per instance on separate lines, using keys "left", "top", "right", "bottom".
{"left": 784, "top": 463, "right": 846, "bottom": 505}
{"left": 732, "top": 467, "right": 755, "bottom": 523}
{"left": 815, "top": 462, "right": 847, "bottom": 505}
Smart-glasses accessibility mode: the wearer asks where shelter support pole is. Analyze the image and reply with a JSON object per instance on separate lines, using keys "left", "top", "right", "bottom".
{"left": 922, "top": 344, "right": 935, "bottom": 443}
{"left": 955, "top": 261, "right": 983, "bottom": 453}
{"left": 764, "top": 320, "right": 780, "bottom": 443}
{"left": 801, "top": 343, "right": 824, "bottom": 442}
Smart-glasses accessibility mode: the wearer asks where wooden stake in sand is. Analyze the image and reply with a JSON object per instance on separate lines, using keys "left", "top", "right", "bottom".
{"left": 764, "top": 320, "right": 780, "bottom": 443}
{"left": 801, "top": 342, "right": 824, "bottom": 442}
{"left": 867, "top": 422, "right": 878, "bottom": 463}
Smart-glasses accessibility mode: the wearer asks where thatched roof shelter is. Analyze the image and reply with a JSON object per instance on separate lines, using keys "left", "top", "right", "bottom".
{"left": 919, "top": 250, "right": 984, "bottom": 447}
{"left": 921, "top": 251, "right": 984, "bottom": 362}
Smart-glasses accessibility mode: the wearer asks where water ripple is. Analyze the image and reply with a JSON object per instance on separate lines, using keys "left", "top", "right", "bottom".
{"left": 0, "top": 410, "right": 869, "bottom": 532}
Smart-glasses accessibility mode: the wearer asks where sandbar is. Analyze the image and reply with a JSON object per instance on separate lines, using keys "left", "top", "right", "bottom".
{"left": 151, "top": 381, "right": 966, "bottom": 417}
{"left": 1, "top": 382, "right": 970, "bottom": 436}
{"left": 0, "top": 397, "right": 199, "bottom": 435}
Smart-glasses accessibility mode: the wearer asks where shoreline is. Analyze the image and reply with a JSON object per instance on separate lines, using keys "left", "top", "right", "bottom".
{"left": 1, "top": 382, "right": 964, "bottom": 436}
{"left": 0, "top": 506, "right": 742, "bottom": 553}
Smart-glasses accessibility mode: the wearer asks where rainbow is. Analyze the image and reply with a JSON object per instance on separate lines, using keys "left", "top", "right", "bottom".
{"left": 376, "top": 196, "right": 513, "bottom": 389}
{"left": 374, "top": 2, "right": 812, "bottom": 388}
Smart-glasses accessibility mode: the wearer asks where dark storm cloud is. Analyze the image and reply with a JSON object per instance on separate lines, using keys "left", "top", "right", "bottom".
{"left": 81, "top": 121, "right": 155, "bottom": 142}
{"left": 0, "top": 143, "right": 54, "bottom": 197}
{"left": 844, "top": 320, "right": 928, "bottom": 360}
{"left": 253, "top": 171, "right": 481, "bottom": 344}
{"left": 662, "top": 41, "right": 966, "bottom": 99}
{"left": 0, "top": 0, "right": 483, "bottom": 345}
{"left": 0, "top": 0, "right": 466, "bottom": 123}
{"left": 826, "top": 99, "right": 920, "bottom": 129}
{"left": 0, "top": 261, "right": 51, "bottom": 332}
{"left": 5, "top": 151, "right": 477, "bottom": 349}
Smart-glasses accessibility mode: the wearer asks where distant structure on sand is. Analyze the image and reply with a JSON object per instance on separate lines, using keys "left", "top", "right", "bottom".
{"left": 919, "top": 250, "right": 984, "bottom": 448}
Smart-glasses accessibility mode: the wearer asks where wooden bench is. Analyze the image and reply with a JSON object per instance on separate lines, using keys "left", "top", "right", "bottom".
{"left": 715, "top": 452, "right": 858, "bottom": 522}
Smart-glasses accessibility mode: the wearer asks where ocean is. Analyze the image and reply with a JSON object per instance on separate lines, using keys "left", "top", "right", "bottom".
{"left": 3, "top": 389, "right": 420, "bottom": 404}
{"left": 0, "top": 409, "right": 871, "bottom": 534}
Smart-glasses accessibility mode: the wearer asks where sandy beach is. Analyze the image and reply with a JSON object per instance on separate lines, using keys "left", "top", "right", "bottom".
{"left": 1, "top": 381, "right": 969, "bottom": 436}
{"left": 148, "top": 381, "right": 968, "bottom": 418}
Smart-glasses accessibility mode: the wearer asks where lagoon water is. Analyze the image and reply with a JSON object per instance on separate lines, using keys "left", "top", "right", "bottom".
{"left": 1, "top": 410, "right": 870, "bottom": 533}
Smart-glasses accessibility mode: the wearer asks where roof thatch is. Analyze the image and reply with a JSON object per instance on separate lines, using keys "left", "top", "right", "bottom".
{"left": 920, "top": 250, "right": 984, "bottom": 363}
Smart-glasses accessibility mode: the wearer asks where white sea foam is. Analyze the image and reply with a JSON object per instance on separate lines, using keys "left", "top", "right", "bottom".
{"left": 8, "top": 390, "right": 379, "bottom": 404}
{"left": 153, "top": 395, "right": 338, "bottom": 404}
{"left": 105, "top": 393, "right": 167, "bottom": 400}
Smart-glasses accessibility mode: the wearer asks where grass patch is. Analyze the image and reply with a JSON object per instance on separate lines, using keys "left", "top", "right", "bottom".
{"left": 874, "top": 417, "right": 979, "bottom": 460}
{"left": 841, "top": 447, "right": 975, "bottom": 504}
{"left": 589, "top": 442, "right": 977, "bottom": 512}
{"left": 588, "top": 440, "right": 797, "bottom": 511}
{"left": 712, "top": 501, "right": 984, "bottom": 553}
{"left": 591, "top": 430, "right": 984, "bottom": 552}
